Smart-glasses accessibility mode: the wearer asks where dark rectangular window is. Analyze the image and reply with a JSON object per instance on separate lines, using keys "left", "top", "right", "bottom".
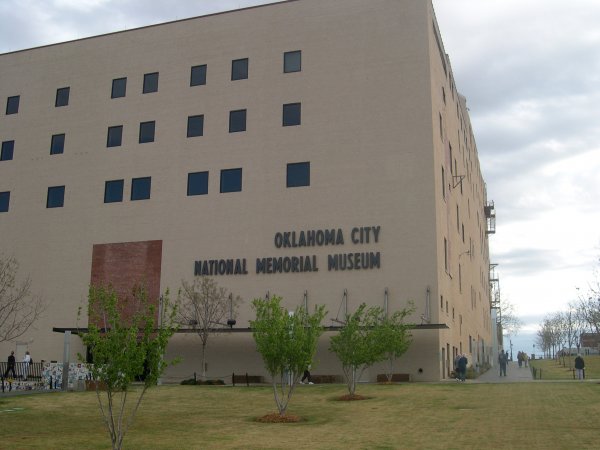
{"left": 441, "top": 166, "right": 445, "bottom": 200}
{"left": 139, "top": 121, "right": 155, "bottom": 143}
{"left": 104, "top": 179, "right": 124, "bottom": 203}
{"left": 1, "top": 140, "right": 14, "bottom": 161}
{"left": 0, "top": 191, "right": 10, "bottom": 212}
{"left": 131, "top": 177, "right": 151, "bottom": 200}
{"left": 143, "top": 72, "right": 159, "bottom": 93}
{"left": 107, "top": 126, "right": 123, "bottom": 147}
{"left": 187, "top": 115, "right": 204, "bottom": 137}
{"left": 6, "top": 96, "right": 20, "bottom": 115}
{"left": 229, "top": 109, "right": 246, "bottom": 133}
{"left": 287, "top": 162, "right": 310, "bottom": 188}
{"left": 187, "top": 171, "right": 209, "bottom": 196}
{"left": 111, "top": 77, "right": 127, "bottom": 98}
{"left": 283, "top": 103, "right": 301, "bottom": 126}
{"left": 220, "top": 168, "right": 242, "bottom": 193}
{"left": 444, "top": 237, "right": 448, "bottom": 272}
{"left": 190, "top": 65, "right": 207, "bottom": 86}
{"left": 284, "top": 50, "right": 301, "bottom": 73}
{"left": 47, "top": 185, "right": 65, "bottom": 208}
{"left": 231, "top": 58, "right": 248, "bottom": 80}
{"left": 50, "top": 134, "right": 65, "bottom": 155}
{"left": 55, "top": 87, "right": 70, "bottom": 107}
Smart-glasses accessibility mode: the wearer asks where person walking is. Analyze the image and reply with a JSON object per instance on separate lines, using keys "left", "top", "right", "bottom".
{"left": 498, "top": 349, "right": 507, "bottom": 377}
{"left": 300, "top": 364, "right": 313, "bottom": 384}
{"left": 454, "top": 353, "right": 462, "bottom": 380}
{"left": 574, "top": 354, "right": 585, "bottom": 380}
{"left": 22, "top": 351, "right": 31, "bottom": 381}
{"left": 458, "top": 354, "right": 468, "bottom": 382}
{"left": 4, "top": 351, "right": 16, "bottom": 379}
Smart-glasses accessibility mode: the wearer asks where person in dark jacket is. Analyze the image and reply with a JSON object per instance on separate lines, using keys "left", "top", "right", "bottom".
{"left": 300, "top": 364, "right": 313, "bottom": 384}
{"left": 498, "top": 349, "right": 508, "bottom": 376}
{"left": 574, "top": 354, "right": 585, "bottom": 380}
{"left": 458, "top": 354, "right": 468, "bottom": 382}
{"left": 4, "top": 351, "right": 16, "bottom": 378}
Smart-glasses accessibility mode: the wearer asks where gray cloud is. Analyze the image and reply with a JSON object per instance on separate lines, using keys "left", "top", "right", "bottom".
{"left": 0, "top": 0, "right": 277, "bottom": 53}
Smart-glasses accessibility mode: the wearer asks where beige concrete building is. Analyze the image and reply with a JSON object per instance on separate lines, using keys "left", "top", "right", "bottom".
{"left": 0, "top": 0, "right": 496, "bottom": 382}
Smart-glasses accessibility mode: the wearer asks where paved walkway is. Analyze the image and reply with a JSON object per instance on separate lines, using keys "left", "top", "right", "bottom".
{"left": 471, "top": 361, "right": 534, "bottom": 383}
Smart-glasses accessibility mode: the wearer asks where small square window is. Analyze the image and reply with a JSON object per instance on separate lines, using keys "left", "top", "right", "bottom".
{"left": 143, "top": 72, "right": 159, "bottom": 94}
{"left": 231, "top": 58, "right": 248, "bottom": 80}
{"left": 187, "top": 115, "right": 204, "bottom": 138}
{"left": 229, "top": 109, "right": 247, "bottom": 133}
{"left": 50, "top": 134, "right": 65, "bottom": 155}
{"left": 187, "top": 171, "right": 209, "bottom": 196}
{"left": 111, "top": 77, "right": 127, "bottom": 98}
{"left": 190, "top": 65, "right": 207, "bottom": 86}
{"left": 55, "top": 87, "right": 70, "bottom": 107}
{"left": 1, "top": 140, "right": 14, "bottom": 161}
{"left": 284, "top": 51, "right": 301, "bottom": 73}
{"left": 287, "top": 162, "right": 310, "bottom": 188}
{"left": 104, "top": 179, "right": 124, "bottom": 203}
{"left": 0, "top": 191, "right": 10, "bottom": 212}
{"left": 47, "top": 185, "right": 65, "bottom": 208}
{"left": 139, "top": 121, "right": 156, "bottom": 143}
{"left": 131, "top": 177, "right": 151, "bottom": 201}
{"left": 107, "top": 126, "right": 123, "bottom": 147}
{"left": 283, "top": 103, "right": 301, "bottom": 126}
{"left": 6, "top": 96, "right": 20, "bottom": 115}
{"left": 220, "top": 168, "right": 242, "bottom": 193}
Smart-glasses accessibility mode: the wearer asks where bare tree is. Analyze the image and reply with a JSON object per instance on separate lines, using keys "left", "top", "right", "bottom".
{"left": 576, "top": 291, "right": 600, "bottom": 335}
{"left": 0, "top": 254, "right": 45, "bottom": 343}
{"left": 177, "top": 277, "right": 240, "bottom": 379}
{"left": 575, "top": 256, "right": 600, "bottom": 334}
{"left": 499, "top": 297, "right": 523, "bottom": 356}
{"left": 536, "top": 313, "right": 570, "bottom": 360}
{"left": 499, "top": 297, "right": 523, "bottom": 337}
{"left": 565, "top": 302, "right": 589, "bottom": 363}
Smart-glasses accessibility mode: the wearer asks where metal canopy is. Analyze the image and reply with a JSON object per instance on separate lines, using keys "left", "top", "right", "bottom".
{"left": 52, "top": 323, "right": 449, "bottom": 335}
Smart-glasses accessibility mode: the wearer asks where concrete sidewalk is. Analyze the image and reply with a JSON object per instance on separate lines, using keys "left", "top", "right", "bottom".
{"left": 471, "top": 361, "right": 534, "bottom": 383}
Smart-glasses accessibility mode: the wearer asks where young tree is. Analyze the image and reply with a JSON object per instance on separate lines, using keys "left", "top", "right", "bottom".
{"left": 329, "top": 303, "right": 384, "bottom": 397}
{"left": 177, "top": 276, "right": 240, "bottom": 378}
{"left": 251, "top": 296, "right": 326, "bottom": 417}
{"left": 375, "top": 305, "right": 414, "bottom": 382}
{"left": 0, "top": 254, "right": 45, "bottom": 343}
{"left": 78, "top": 285, "right": 178, "bottom": 450}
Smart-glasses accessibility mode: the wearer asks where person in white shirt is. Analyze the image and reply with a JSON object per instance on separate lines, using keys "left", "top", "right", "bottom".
{"left": 22, "top": 351, "right": 31, "bottom": 380}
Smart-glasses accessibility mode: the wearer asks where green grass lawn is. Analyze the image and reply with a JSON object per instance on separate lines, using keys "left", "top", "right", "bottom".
{"left": 530, "top": 354, "right": 600, "bottom": 380}
{"left": 2, "top": 381, "right": 600, "bottom": 449}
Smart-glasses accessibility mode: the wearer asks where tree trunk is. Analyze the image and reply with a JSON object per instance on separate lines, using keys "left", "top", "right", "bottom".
{"left": 201, "top": 342, "right": 207, "bottom": 379}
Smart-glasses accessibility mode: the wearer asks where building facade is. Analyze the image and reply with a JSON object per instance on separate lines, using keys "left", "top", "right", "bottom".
{"left": 0, "top": 0, "right": 495, "bottom": 382}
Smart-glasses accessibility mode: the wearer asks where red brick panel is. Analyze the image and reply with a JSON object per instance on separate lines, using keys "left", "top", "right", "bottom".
{"left": 90, "top": 240, "right": 162, "bottom": 325}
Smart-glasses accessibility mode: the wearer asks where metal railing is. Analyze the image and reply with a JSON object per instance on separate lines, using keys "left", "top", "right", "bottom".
{"left": 1, "top": 362, "right": 43, "bottom": 381}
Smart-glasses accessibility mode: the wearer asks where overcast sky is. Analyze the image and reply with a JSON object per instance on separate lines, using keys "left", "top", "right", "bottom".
{"left": 1, "top": 0, "right": 599, "bottom": 350}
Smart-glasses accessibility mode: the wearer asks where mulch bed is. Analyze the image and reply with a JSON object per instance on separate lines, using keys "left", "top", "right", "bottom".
{"left": 336, "top": 394, "right": 369, "bottom": 401}
{"left": 256, "top": 413, "right": 301, "bottom": 423}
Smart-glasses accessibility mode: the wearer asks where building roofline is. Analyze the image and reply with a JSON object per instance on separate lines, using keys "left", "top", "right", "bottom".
{"left": 1, "top": 0, "right": 296, "bottom": 56}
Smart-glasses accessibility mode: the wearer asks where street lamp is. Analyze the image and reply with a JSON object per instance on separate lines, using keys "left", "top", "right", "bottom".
{"left": 510, "top": 340, "right": 513, "bottom": 361}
